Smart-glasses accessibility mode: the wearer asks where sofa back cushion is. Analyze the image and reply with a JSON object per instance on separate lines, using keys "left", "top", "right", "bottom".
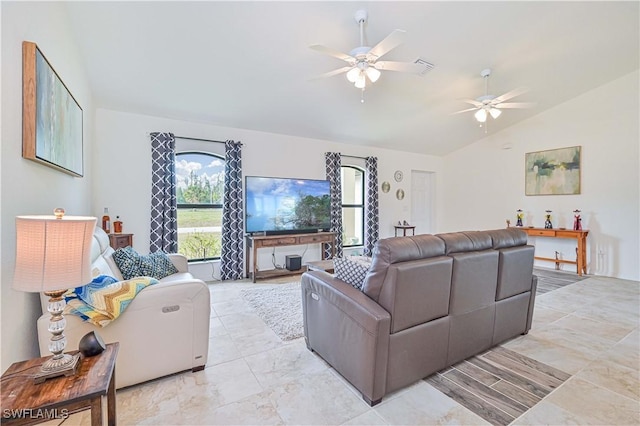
{"left": 448, "top": 250, "right": 499, "bottom": 314}
{"left": 495, "top": 245, "right": 535, "bottom": 300}
{"left": 437, "top": 231, "right": 493, "bottom": 254}
{"left": 362, "top": 235, "right": 445, "bottom": 302}
{"left": 378, "top": 256, "right": 453, "bottom": 333}
{"left": 487, "top": 228, "right": 528, "bottom": 249}
{"left": 484, "top": 228, "right": 534, "bottom": 300}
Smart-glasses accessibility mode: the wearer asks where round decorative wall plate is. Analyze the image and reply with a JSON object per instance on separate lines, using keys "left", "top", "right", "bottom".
{"left": 396, "top": 189, "right": 405, "bottom": 200}
{"left": 381, "top": 181, "right": 391, "bottom": 193}
{"left": 394, "top": 170, "right": 403, "bottom": 182}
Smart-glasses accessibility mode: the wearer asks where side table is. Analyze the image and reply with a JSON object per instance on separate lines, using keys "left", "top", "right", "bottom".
{"left": 1, "top": 342, "right": 119, "bottom": 426}
{"left": 394, "top": 225, "right": 416, "bottom": 236}
{"left": 305, "top": 259, "right": 335, "bottom": 273}
{"left": 108, "top": 233, "right": 133, "bottom": 250}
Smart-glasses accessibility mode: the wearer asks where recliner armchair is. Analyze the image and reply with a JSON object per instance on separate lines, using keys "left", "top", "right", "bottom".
{"left": 36, "top": 227, "right": 211, "bottom": 388}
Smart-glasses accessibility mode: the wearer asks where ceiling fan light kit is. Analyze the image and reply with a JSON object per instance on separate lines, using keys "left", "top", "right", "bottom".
{"left": 311, "top": 9, "right": 430, "bottom": 101}
{"left": 455, "top": 68, "right": 534, "bottom": 130}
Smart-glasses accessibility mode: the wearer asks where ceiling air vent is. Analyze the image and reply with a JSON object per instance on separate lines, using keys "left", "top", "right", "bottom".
{"left": 414, "top": 58, "right": 435, "bottom": 75}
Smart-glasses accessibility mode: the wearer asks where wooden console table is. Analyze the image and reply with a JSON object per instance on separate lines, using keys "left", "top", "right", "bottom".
{"left": 246, "top": 232, "right": 336, "bottom": 282}
{"left": 521, "top": 227, "right": 589, "bottom": 275}
{"left": 1, "top": 343, "right": 118, "bottom": 426}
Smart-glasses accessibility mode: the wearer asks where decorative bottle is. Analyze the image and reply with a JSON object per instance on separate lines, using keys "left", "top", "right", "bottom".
{"left": 113, "top": 216, "right": 123, "bottom": 234}
{"left": 573, "top": 209, "right": 582, "bottom": 231}
{"left": 544, "top": 210, "right": 553, "bottom": 229}
{"left": 102, "top": 208, "right": 111, "bottom": 233}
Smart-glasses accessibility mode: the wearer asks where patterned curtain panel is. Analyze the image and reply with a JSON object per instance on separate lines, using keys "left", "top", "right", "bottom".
{"left": 364, "top": 156, "right": 380, "bottom": 256}
{"left": 149, "top": 132, "right": 177, "bottom": 253}
{"left": 325, "top": 152, "right": 343, "bottom": 258}
{"left": 220, "top": 140, "right": 244, "bottom": 280}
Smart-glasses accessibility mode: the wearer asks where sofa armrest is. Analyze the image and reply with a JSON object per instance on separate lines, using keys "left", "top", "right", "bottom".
{"left": 167, "top": 253, "right": 189, "bottom": 273}
{"left": 301, "top": 271, "right": 391, "bottom": 405}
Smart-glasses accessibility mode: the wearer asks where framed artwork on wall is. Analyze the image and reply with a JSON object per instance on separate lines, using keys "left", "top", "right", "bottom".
{"left": 525, "top": 146, "right": 581, "bottom": 196}
{"left": 22, "top": 41, "right": 83, "bottom": 177}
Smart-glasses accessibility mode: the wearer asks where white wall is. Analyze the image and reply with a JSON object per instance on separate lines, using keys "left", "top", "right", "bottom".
{"left": 1, "top": 2, "right": 95, "bottom": 369}
{"left": 94, "top": 109, "right": 444, "bottom": 280}
{"left": 442, "top": 71, "right": 639, "bottom": 281}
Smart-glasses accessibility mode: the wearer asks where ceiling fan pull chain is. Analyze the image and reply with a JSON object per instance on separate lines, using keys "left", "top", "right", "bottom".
{"left": 361, "top": 89, "right": 365, "bottom": 103}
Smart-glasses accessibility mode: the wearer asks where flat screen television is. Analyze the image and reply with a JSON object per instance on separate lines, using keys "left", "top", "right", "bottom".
{"left": 245, "top": 176, "right": 331, "bottom": 235}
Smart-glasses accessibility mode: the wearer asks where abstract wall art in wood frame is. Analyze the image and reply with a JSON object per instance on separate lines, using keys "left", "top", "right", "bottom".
{"left": 525, "top": 146, "right": 581, "bottom": 196}
{"left": 23, "top": 41, "right": 83, "bottom": 177}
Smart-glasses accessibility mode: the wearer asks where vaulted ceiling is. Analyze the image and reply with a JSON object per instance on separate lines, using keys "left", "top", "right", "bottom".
{"left": 64, "top": 1, "right": 639, "bottom": 156}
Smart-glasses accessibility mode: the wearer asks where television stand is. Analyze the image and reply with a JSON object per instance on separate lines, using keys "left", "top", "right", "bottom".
{"left": 245, "top": 232, "right": 336, "bottom": 282}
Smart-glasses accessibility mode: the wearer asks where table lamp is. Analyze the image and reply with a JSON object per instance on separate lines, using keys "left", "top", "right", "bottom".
{"left": 13, "top": 209, "right": 96, "bottom": 382}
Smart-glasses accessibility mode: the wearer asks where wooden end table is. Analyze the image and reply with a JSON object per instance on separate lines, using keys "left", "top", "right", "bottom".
{"left": 394, "top": 225, "right": 416, "bottom": 236}
{"left": 1, "top": 342, "right": 119, "bottom": 426}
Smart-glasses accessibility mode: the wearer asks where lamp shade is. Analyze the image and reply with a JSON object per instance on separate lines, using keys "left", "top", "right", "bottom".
{"left": 13, "top": 215, "right": 96, "bottom": 293}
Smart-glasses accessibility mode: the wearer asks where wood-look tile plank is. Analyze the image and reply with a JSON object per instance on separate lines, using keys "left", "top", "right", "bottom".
{"left": 455, "top": 361, "right": 501, "bottom": 387}
{"left": 467, "top": 357, "right": 551, "bottom": 398}
{"left": 490, "top": 347, "right": 571, "bottom": 382}
{"left": 443, "top": 369, "right": 529, "bottom": 418}
{"left": 491, "top": 379, "right": 541, "bottom": 408}
{"left": 425, "top": 374, "right": 514, "bottom": 426}
{"left": 482, "top": 351, "right": 565, "bottom": 389}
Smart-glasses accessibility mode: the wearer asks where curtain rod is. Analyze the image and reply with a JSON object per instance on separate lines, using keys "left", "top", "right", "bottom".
{"left": 175, "top": 135, "right": 225, "bottom": 144}
{"left": 341, "top": 154, "right": 368, "bottom": 160}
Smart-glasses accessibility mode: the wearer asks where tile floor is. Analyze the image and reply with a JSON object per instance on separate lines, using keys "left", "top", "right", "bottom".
{"left": 56, "top": 273, "right": 638, "bottom": 425}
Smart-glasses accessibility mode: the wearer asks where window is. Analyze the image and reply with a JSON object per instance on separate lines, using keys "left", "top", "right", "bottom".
{"left": 176, "top": 152, "right": 224, "bottom": 261}
{"left": 341, "top": 166, "right": 364, "bottom": 247}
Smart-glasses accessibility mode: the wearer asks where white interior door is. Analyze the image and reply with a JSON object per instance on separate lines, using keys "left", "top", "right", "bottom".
{"left": 411, "top": 170, "right": 435, "bottom": 235}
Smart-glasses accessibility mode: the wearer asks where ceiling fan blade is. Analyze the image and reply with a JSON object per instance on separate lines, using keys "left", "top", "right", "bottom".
{"left": 368, "top": 29, "right": 406, "bottom": 60}
{"left": 492, "top": 87, "right": 529, "bottom": 104}
{"left": 309, "top": 66, "right": 353, "bottom": 80}
{"left": 495, "top": 102, "right": 536, "bottom": 109}
{"left": 460, "top": 98, "right": 483, "bottom": 107}
{"left": 309, "top": 44, "right": 355, "bottom": 63}
{"left": 452, "top": 107, "right": 479, "bottom": 115}
{"left": 373, "top": 60, "right": 423, "bottom": 74}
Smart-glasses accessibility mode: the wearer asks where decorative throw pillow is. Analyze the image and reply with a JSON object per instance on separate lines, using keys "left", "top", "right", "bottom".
{"left": 112, "top": 247, "right": 141, "bottom": 280}
{"left": 112, "top": 247, "right": 178, "bottom": 280}
{"left": 334, "top": 256, "right": 372, "bottom": 291}
{"left": 138, "top": 251, "right": 179, "bottom": 279}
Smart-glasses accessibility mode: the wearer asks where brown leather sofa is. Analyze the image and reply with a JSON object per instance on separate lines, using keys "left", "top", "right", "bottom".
{"left": 301, "top": 228, "right": 536, "bottom": 406}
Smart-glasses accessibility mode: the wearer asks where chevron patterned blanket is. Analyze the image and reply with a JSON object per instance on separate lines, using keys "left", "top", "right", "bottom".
{"left": 64, "top": 275, "right": 158, "bottom": 327}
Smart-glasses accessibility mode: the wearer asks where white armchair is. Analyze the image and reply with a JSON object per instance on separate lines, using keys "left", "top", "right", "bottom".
{"left": 36, "top": 227, "right": 210, "bottom": 388}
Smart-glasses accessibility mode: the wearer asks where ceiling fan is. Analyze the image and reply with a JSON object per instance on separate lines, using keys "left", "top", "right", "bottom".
{"left": 455, "top": 69, "right": 534, "bottom": 126}
{"left": 310, "top": 10, "right": 432, "bottom": 100}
